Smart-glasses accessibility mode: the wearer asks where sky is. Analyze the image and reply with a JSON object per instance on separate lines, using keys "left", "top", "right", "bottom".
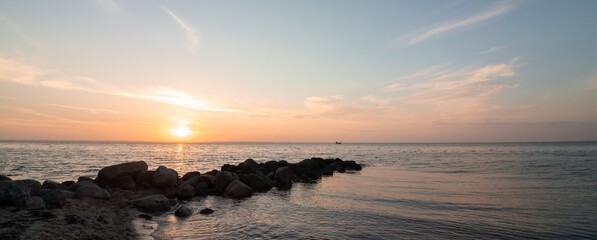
{"left": 1, "top": 0, "right": 596, "bottom": 142}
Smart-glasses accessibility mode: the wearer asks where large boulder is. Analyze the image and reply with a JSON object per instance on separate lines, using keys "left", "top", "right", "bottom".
{"left": 135, "top": 170, "right": 154, "bottom": 188}
{"left": 194, "top": 182, "right": 209, "bottom": 196}
{"left": 42, "top": 180, "right": 66, "bottom": 190}
{"left": 274, "top": 166, "right": 293, "bottom": 189}
{"left": 15, "top": 179, "right": 42, "bottom": 196}
{"left": 111, "top": 176, "right": 136, "bottom": 190}
{"left": 180, "top": 175, "right": 201, "bottom": 188}
{"left": 132, "top": 195, "right": 170, "bottom": 212}
{"left": 25, "top": 196, "right": 46, "bottom": 210}
{"left": 6, "top": 184, "right": 30, "bottom": 206}
{"left": 224, "top": 180, "right": 253, "bottom": 199}
{"left": 76, "top": 185, "right": 110, "bottom": 199}
{"left": 198, "top": 175, "right": 216, "bottom": 188}
{"left": 182, "top": 171, "right": 201, "bottom": 181}
{"left": 215, "top": 171, "right": 239, "bottom": 191}
{"left": 152, "top": 166, "right": 178, "bottom": 189}
{"left": 220, "top": 164, "right": 239, "bottom": 173}
{"left": 177, "top": 184, "right": 195, "bottom": 199}
{"left": 240, "top": 174, "right": 272, "bottom": 192}
{"left": 238, "top": 159, "right": 259, "bottom": 174}
{"left": 42, "top": 190, "right": 67, "bottom": 207}
{"left": 96, "top": 161, "right": 148, "bottom": 187}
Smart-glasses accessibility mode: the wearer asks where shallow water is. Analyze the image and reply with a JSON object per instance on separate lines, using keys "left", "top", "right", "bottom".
{"left": 1, "top": 142, "right": 597, "bottom": 239}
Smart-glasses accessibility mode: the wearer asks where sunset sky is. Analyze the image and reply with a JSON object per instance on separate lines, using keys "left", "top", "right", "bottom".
{"left": 1, "top": 0, "right": 596, "bottom": 142}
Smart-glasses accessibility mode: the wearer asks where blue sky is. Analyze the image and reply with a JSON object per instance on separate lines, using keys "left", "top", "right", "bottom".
{"left": 0, "top": 0, "right": 596, "bottom": 142}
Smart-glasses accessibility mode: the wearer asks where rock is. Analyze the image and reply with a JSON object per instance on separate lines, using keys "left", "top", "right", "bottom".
{"left": 164, "top": 187, "right": 178, "bottom": 199}
{"left": 180, "top": 175, "right": 201, "bottom": 188}
{"left": 199, "top": 208, "right": 214, "bottom": 215}
{"left": 42, "top": 180, "right": 66, "bottom": 190}
{"left": 204, "top": 170, "right": 219, "bottom": 176}
{"left": 0, "top": 175, "right": 11, "bottom": 181}
{"left": 152, "top": 166, "right": 178, "bottom": 189}
{"left": 61, "top": 180, "right": 75, "bottom": 186}
{"left": 182, "top": 171, "right": 201, "bottom": 181}
{"left": 15, "top": 179, "right": 42, "bottom": 196}
{"left": 77, "top": 176, "right": 94, "bottom": 183}
{"left": 7, "top": 184, "right": 30, "bottom": 205}
{"left": 177, "top": 184, "right": 195, "bottom": 199}
{"left": 274, "top": 166, "right": 293, "bottom": 189}
{"left": 240, "top": 174, "right": 272, "bottom": 192}
{"left": 238, "top": 159, "right": 259, "bottom": 174}
{"left": 96, "top": 161, "right": 148, "bottom": 187}
{"left": 224, "top": 179, "right": 253, "bottom": 199}
{"left": 68, "top": 181, "right": 98, "bottom": 192}
{"left": 343, "top": 160, "right": 360, "bottom": 170}
{"left": 60, "top": 190, "right": 76, "bottom": 199}
{"left": 175, "top": 206, "right": 193, "bottom": 218}
{"left": 135, "top": 171, "right": 154, "bottom": 188}
{"left": 111, "top": 176, "right": 136, "bottom": 190}
{"left": 221, "top": 164, "right": 239, "bottom": 173}
{"left": 26, "top": 196, "right": 46, "bottom": 210}
{"left": 215, "top": 171, "right": 239, "bottom": 191}
{"left": 322, "top": 167, "right": 334, "bottom": 176}
{"left": 65, "top": 214, "right": 85, "bottom": 225}
{"left": 132, "top": 195, "right": 170, "bottom": 212}
{"left": 198, "top": 175, "right": 216, "bottom": 188}
{"left": 42, "top": 190, "right": 67, "bottom": 207}
{"left": 329, "top": 162, "right": 345, "bottom": 172}
{"left": 76, "top": 185, "right": 110, "bottom": 199}
{"left": 194, "top": 182, "right": 209, "bottom": 196}
{"left": 138, "top": 214, "right": 152, "bottom": 220}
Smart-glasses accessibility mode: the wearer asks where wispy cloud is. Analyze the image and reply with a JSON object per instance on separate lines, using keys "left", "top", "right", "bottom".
{"left": 0, "top": 57, "right": 243, "bottom": 113}
{"left": 95, "top": 0, "right": 120, "bottom": 13}
{"left": 162, "top": 7, "right": 199, "bottom": 54}
{"left": 44, "top": 103, "right": 122, "bottom": 114}
{"left": 396, "top": 2, "right": 515, "bottom": 46}
{"left": 478, "top": 45, "right": 505, "bottom": 55}
{"left": 381, "top": 59, "right": 520, "bottom": 120}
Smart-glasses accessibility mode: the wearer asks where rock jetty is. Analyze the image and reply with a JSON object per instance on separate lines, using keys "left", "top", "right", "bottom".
{"left": 0, "top": 157, "right": 362, "bottom": 239}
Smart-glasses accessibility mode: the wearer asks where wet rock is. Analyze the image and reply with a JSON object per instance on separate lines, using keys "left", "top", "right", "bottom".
{"left": 61, "top": 180, "right": 75, "bottom": 186}
{"left": 182, "top": 171, "right": 201, "bottom": 181}
{"left": 96, "top": 161, "right": 148, "bottom": 187}
{"left": 42, "top": 189, "right": 67, "bottom": 207}
{"left": 343, "top": 160, "right": 361, "bottom": 170}
{"left": 180, "top": 175, "right": 201, "bottom": 188}
{"left": 15, "top": 179, "right": 42, "bottom": 196}
{"left": 215, "top": 171, "right": 239, "bottom": 191}
{"left": 135, "top": 170, "right": 154, "bottom": 188}
{"left": 42, "top": 180, "right": 66, "bottom": 190}
{"left": 68, "top": 180, "right": 98, "bottom": 192}
{"left": 198, "top": 175, "right": 216, "bottom": 188}
{"left": 204, "top": 169, "right": 219, "bottom": 176}
{"left": 164, "top": 187, "right": 178, "bottom": 199}
{"left": 240, "top": 174, "right": 272, "bottom": 192}
{"left": 238, "top": 158, "right": 259, "bottom": 174}
{"left": 132, "top": 195, "right": 170, "bottom": 212}
{"left": 175, "top": 206, "right": 193, "bottom": 218}
{"left": 329, "top": 162, "right": 345, "bottom": 172}
{"left": 77, "top": 176, "right": 94, "bottom": 183}
{"left": 274, "top": 166, "right": 293, "bottom": 189}
{"left": 152, "top": 166, "right": 178, "bottom": 189}
{"left": 199, "top": 208, "right": 214, "bottom": 215}
{"left": 0, "top": 175, "right": 11, "bottom": 181}
{"left": 221, "top": 164, "right": 239, "bottom": 173}
{"left": 60, "top": 190, "right": 76, "bottom": 199}
{"left": 7, "top": 184, "right": 30, "bottom": 205}
{"left": 194, "top": 182, "right": 209, "bottom": 196}
{"left": 25, "top": 196, "right": 46, "bottom": 210}
{"left": 224, "top": 179, "right": 253, "bottom": 199}
{"left": 112, "top": 176, "right": 136, "bottom": 190}
{"left": 76, "top": 185, "right": 110, "bottom": 199}
{"left": 177, "top": 184, "right": 195, "bottom": 199}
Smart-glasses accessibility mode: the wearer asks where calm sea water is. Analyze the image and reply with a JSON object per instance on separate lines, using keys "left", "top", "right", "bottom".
{"left": 1, "top": 141, "right": 597, "bottom": 239}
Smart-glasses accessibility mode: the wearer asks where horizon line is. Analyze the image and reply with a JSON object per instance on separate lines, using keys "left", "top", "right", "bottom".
{"left": 1, "top": 139, "right": 596, "bottom": 145}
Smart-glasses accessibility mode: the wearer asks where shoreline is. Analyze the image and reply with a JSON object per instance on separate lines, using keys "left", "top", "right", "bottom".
{"left": 0, "top": 158, "right": 363, "bottom": 239}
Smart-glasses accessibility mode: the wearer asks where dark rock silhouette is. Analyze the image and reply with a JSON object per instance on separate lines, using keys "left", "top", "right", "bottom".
{"left": 96, "top": 161, "right": 148, "bottom": 187}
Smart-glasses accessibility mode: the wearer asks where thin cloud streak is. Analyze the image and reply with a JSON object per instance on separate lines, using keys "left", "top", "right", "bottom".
{"left": 162, "top": 7, "right": 199, "bottom": 54}
{"left": 478, "top": 45, "right": 505, "bottom": 55}
{"left": 397, "top": 2, "right": 515, "bottom": 46}
{"left": 0, "top": 57, "right": 244, "bottom": 113}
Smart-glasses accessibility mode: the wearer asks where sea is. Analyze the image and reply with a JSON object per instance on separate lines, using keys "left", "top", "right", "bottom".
{"left": 1, "top": 141, "right": 596, "bottom": 239}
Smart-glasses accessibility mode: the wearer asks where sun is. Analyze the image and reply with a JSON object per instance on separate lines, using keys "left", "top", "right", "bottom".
{"left": 170, "top": 126, "right": 192, "bottom": 138}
